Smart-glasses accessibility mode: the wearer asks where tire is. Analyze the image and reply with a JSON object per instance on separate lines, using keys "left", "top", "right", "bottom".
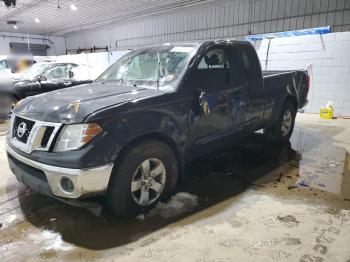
{"left": 264, "top": 101, "right": 296, "bottom": 142}
{"left": 106, "top": 140, "right": 178, "bottom": 217}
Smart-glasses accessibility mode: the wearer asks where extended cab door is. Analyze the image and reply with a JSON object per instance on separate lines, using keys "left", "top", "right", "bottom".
{"left": 236, "top": 44, "right": 265, "bottom": 128}
{"left": 188, "top": 45, "right": 246, "bottom": 155}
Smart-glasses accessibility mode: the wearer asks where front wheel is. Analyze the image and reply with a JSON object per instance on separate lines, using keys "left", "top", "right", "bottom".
{"left": 106, "top": 140, "right": 178, "bottom": 217}
{"left": 264, "top": 101, "right": 296, "bottom": 142}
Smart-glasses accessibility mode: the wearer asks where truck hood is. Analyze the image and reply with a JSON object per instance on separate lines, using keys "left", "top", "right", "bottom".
{"left": 14, "top": 83, "right": 165, "bottom": 123}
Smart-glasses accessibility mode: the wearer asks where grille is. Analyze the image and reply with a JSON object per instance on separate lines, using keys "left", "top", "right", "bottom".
{"left": 12, "top": 116, "right": 36, "bottom": 144}
{"left": 10, "top": 115, "right": 62, "bottom": 153}
{"left": 41, "top": 126, "right": 55, "bottom": 148}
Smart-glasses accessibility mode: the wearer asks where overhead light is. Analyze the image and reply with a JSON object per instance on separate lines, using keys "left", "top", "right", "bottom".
{"left": 70, "top": 4, "right": 77, "bottom": 11}
{"left": 35, "top": 18, "right": 41, "bottom": 23}
{"left": 13, "top": 25, "right": 18, "bottom": 29}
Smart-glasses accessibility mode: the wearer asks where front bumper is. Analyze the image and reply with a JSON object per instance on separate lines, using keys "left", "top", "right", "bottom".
{"left": 6, "top": 142, "right": 114, "bottom": 199}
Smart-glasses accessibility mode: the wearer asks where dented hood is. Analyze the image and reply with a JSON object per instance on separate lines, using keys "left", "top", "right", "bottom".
{"left": 14, "top": 83, "right": 164, "bottom": 123}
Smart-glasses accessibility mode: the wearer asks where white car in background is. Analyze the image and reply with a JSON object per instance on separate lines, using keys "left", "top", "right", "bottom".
{"left": 0, "top": 62, "right": 93, "bottom": 120}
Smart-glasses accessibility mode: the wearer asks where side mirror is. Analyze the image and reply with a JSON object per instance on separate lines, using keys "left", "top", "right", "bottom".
{"left": 37, "top": 75, "right": 47, "bottom": 82}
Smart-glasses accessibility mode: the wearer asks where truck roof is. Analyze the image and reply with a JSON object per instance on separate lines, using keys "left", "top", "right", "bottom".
{"left": 145, "top": 39, "right": 252, "bottom": 50}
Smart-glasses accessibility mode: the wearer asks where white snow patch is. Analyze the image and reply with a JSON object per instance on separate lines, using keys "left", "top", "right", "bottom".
{"left": 2, "top": 214, "right": 18, "bottom": 228}
{"left": 6, "top": 214, "right": 17, "bottom": 223}
{"left": 148, "top": 192, "right": 198, "bottom": 219}
{"left": 29, "top": 230, "right": 73, "bottom": 252}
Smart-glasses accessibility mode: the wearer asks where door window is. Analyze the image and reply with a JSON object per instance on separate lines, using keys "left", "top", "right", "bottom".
{"left": 45, "top": 65, "right": 69, "bottom": 80}
{"left": 195, "top": 48, "right": 231, "bottom": 91}
{"left": 198, "top": 49, "right": 229, "bottom": 69}
{"left": 0, "top": 60, "right": 8, "bottom": 70}
{"left": 237, "top": 45, "right": 261, "bottom": 85}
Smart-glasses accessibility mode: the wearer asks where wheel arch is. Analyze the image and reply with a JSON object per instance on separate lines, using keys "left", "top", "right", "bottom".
{"left": 267, "top": 94, "right": 298, "bottom": 129}
{"left": 113, "top": 132, "right": 185, "bottom": 181}
{"left": 284, "top": 95, "right": 298, "bottom": 111}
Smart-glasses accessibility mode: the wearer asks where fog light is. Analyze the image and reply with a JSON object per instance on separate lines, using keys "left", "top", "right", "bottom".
{"left": 60, "top": 177, "right": 74, "bottom": 193}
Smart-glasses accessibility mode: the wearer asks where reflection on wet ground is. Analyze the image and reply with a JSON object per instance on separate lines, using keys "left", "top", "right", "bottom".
{"left": 0, "top": 120, "right": 9, "bottom": 135}
{"left": 0, "top": 119, "right": 349, "bottom": 261}
{"left": 292, "top": 124, "right": 346, "bottom": 194}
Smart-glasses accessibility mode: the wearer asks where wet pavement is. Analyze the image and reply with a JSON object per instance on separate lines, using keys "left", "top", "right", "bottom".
{"left": 0, "top": 120, "right": 9, "bottom": 136}
{"left": 0, "top": 114, "right": 350, "bottom": 262}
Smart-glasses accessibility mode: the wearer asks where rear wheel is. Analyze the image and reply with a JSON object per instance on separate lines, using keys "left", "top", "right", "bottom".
{"left": 264, "top": 101, "right": 296, "bottom": 141}
{"left": 106, "top": 140, "right": 178, "bottom": 217}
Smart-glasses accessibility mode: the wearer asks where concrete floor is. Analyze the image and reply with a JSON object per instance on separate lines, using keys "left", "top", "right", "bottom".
{"left": 0, "top": 114, "right": 350, "bottom": 262}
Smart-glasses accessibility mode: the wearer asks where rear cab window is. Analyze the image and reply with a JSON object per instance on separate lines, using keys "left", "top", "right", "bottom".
{"left": 236, "top": 44, "right": 262, "bottom": 86}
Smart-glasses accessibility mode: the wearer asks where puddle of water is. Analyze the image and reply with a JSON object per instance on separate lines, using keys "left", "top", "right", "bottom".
{"left": 290, "top": 125, "right": 346, "bottom": 195}
{"left": 341, "top": 152, "right": 350, "bottom": 200}
{"left": 0, "top": 121, "right": 9, "bottom": 136}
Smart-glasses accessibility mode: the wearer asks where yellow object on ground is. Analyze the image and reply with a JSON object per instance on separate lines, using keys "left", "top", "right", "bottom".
{"left": 320, "top": 107, "right": 334, "bottom": 119}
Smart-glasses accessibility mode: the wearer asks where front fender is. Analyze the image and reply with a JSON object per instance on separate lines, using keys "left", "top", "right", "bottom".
{"left": 103, "top": 110, "right": 188, "bottom": 159}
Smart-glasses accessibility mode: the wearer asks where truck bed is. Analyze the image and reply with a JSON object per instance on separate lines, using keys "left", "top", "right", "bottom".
{"left": 262, "top": 69, "right": 309, "bottom": 115}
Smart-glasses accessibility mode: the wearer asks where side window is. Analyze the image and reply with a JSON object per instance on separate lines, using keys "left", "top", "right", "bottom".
{"left": 237, "top": 45, "right": 261, "bottom": 84}
{"left": 0, "top": 60, "right": 8, "bottom": 70}
{"left": 198, "top": 48, "right": 230, "bottom": 69}
{"left": 241, "top": 51, "right": 251, "bottom": 69}
{"left": 45, "top": 65, "right": 69, "bottom": 80}
{"left": 195, "top": 48, "right": 231, "bottom": 91}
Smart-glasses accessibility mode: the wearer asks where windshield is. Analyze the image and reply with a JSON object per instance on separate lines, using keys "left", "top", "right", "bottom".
{"left": 19, "top": 63, "right": 50, "bottom": 79}
{"left": 96, "top": 45, "right": 195, "bottom": 90}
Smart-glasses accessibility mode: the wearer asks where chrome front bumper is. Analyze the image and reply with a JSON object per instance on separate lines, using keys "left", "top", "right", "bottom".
{"left": 6, "top": 142, "right": 114, "bottom": 199}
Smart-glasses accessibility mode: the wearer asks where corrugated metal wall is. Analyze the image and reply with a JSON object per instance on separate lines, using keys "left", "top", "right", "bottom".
{"left": 66, "top": 0, "right": 350, "bottom": 50}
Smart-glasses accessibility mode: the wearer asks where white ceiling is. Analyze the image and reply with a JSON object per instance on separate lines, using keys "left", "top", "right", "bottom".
{"left": 0, "top": 0, "right": 221, "bottom": 36}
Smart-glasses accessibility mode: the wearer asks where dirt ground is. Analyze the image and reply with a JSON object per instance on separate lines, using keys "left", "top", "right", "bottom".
{"left": 0, "top": 113, "right": 350, "bottom": 262}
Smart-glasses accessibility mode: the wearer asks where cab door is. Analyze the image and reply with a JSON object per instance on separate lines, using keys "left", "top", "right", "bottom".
{"left": 188, "top": 45, "right": 246, "bottom": 156}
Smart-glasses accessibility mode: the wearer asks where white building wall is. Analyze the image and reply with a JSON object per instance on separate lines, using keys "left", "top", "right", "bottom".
{"left": 65, "top": 0, "right": 350, "bottom": 50}
{"left": 257, "top": 32, "right": 350, "bottom": 116}
{"left": 52, "top": 51, "right": 129, "bottom": 80}
{"left": 0, "top": 32, "right": 66, "bottom": 56}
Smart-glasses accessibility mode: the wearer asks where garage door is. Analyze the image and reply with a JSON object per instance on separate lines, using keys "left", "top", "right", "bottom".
{"left": 9, "top": 43, "right": 48, "bottom": 56}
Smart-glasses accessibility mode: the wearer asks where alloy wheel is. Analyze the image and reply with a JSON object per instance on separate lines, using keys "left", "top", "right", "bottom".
{"left": 131, "top": 158, "right": 166, "bottom": 206}
{"left": 281, "top": 110, "right": 292, "bottom": 137}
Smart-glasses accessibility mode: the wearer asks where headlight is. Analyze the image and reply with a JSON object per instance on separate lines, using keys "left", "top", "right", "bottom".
{"left": 54, "top": 123, "right": 103, "bottom": 152}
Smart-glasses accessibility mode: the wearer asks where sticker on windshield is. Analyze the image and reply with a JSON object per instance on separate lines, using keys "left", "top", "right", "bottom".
{"left": 170, "top": 47, "right": 195, "bottom": 53}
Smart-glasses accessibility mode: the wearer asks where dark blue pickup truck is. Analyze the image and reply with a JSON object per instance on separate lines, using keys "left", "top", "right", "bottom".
{"left": 6, "top": 40, "right": 309, "bottom": 217}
